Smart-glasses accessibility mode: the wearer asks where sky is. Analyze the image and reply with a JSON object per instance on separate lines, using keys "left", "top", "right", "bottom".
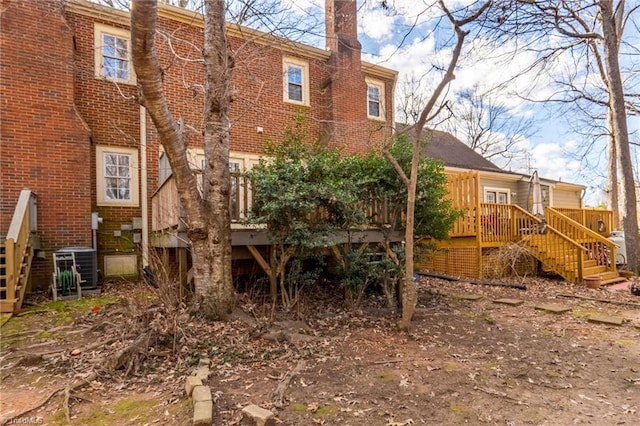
{"left": 281, "top": 0, "right": 640, "bottom": 206}
{"left": 355, "top": 1, "right": 639, "bottom": 206}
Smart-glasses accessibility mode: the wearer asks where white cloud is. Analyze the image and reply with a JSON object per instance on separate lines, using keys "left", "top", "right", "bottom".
{"left": 528, "top": 142, "right": 581, "bottom": 180}
{"left": 359, "top": 8, "right": 396, "bottom": 41}
{"left": 279, "top": 0, "right": 322, "bottom": 15}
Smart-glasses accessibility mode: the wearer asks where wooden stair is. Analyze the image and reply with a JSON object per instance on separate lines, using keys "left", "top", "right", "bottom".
{"left": 0, "top": 243, "right": 12, "bottom": 312}
{"left": 2, "top": 189, "right": 38, "bottom": 313}
{"left": 519, "top": 217, "right": 624, "bottom": 286}
{"left": 0, "top": 241, "right": 33, "bottom": 313}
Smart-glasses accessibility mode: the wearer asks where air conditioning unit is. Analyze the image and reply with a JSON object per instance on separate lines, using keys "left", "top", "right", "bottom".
{"left": 608, "top": 231, "right": 626, "bottom": 266}
{"left": 56, "top": 247, "right": 98, "bottom": 290}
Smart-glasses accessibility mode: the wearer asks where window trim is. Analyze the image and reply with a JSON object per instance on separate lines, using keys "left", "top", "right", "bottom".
{"left": 283, "top": 57, "right": 310, "bottom": 106}
{"left": 94, "top": 23, "right": 135, "bottom": 85}
{"left": 96, "top": 145, "right": 139, "bottom": 207}
{"left": 483, "top": 186, "right": 510, "bottom": 204}
{"left": 366, "top": 77, "right": 385, "bottom": 121}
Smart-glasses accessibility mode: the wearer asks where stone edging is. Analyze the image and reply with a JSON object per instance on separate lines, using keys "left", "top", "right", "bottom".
{"left": 183, "top": 357, "right": 278, "bottom": 425}
{"left": 185, "top": 357, "right": 212, "bottom": 425}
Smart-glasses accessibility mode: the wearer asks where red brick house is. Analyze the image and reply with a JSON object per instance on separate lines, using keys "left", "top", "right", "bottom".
{"left": 0, "top": 0, "right": 397, "bottom": 310}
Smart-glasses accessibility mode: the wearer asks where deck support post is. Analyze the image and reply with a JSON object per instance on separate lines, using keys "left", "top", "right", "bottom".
{"left": 475, "top": 171, "right": 483, "bottom": 280}
{"left": 246, "top": 245, "right": 271, "bottom": 276}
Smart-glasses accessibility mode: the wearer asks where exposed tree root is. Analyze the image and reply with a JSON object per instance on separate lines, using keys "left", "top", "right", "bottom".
{"left": 107, "top": 332, "right": 151, "bottom": 375}
{"left": 273, "top": 359, "right": 306, "bottom": 408}
{"left": 474, "top": 385, "right": 528, "bottom": 406}
{"left": 1, "top": 372, "right": 98, "bottom": 425}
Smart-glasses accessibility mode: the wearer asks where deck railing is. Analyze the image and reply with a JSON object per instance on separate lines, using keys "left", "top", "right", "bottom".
{"left": 2, "top": 189, "right": 36, "bottom": 312}
{"left": 478, "top": 203, "right": 544, "bottom": 244}
{"left": 152, "top": 171, "right": 253, "bottom": 232}
{"left": 552, "top": 207, "right": 613, "bottom": 236}
{"left": 151, "top": 173, "right": 397, "bottom": 232}
{"left": 546, "top": 207, "right": 617, "bottom": 274}
{"left": 520, "top": 229, "right": 587, "bottom": 284}
{"left": 477, "top": 204, "right": 589, "bottom": 283}
{"left": 511, "top": 205, "right": 587, "bottom": 284}
{"left": 446, "top": 171, "right": 479, "bottom": 237}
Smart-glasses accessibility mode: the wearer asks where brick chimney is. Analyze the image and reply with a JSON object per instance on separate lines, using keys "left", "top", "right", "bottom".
{"left": 323, "top": 0, "right": 369, "bottom": 154}
{"left": 325, "top": 0, "right": 361, "bottom": 53}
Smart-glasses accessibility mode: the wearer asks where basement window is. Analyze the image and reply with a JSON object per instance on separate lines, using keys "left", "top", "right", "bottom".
{"left": 94, "top": 23, "right": 135, "bottom": 84}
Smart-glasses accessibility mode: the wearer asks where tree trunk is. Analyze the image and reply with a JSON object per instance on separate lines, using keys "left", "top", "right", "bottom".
{"left": 387, "top": 1, "right": 491, "bottom": 330}
{"left": 131, "top": 0, "right": 235, "bottom": 318}
{"left": 600, "top": 0, "right": 640, "bottom": 272}
{"left": 606, "top": 109, "right": 620, "bottom": 229}
{"left": 399, "top": 131, "right": 421, "bottom": 331}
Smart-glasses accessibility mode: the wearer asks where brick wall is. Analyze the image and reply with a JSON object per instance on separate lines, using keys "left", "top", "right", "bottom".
{"left": 2, "top": 0, "right": 396, "bottom": 288}
{"left": 68, "top": 12, "right": 144, "bottom": 277}
{"left": 0, "top": 0, "right": 93, "bottom": 288}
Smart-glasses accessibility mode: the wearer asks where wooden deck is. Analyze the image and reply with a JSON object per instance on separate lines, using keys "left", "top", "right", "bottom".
{"left": 151, "top": 171, "right": 621, "bottom": 286}
{"left": 418, "top": 171, "right": 620, "bottom": 285}
{"left": 150, "top": 174, "right": 404, "bottom": 279}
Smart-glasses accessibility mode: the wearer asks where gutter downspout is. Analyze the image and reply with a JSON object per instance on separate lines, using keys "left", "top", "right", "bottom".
{"left": 140, "top": 106, "right": 149, "bottom": 267}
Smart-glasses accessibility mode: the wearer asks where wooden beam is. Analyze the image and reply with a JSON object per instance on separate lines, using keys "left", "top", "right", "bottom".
{"left": 330, "top": 246, "right": 346, "bottom": 269}
{"left": 246, "top": 245, "right": 272, "bottom": 276}
{"left": 178, "top": 247, "right": 188, "bottom": 287}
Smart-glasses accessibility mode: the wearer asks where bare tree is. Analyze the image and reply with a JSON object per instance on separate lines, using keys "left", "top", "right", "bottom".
{"left": 131, "top": 0, "right": 235, "bottom": 318}
{"left": 96, "top": 0, "right": 197, "bottom": 8}
{"left": 484, "top": 0, "right": 640, "bottom": 272}
{"left": 442, "top": 85, "right": 534, "bottom": 168}
{"left": 384, "top": 0, "right": 492, "bottom": 331}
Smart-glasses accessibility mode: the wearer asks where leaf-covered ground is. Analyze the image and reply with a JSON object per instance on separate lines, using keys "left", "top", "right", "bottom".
{"left": 1, "top": 275, "right": 639, "bottom": 425}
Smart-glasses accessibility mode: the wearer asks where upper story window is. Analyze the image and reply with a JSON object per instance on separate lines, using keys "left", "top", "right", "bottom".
{"left": 283, "top": 57, "right": 310, "bottom": 106}
{"left": 366, "top": 78, "right": 385, "bottom": 120}
{"left": 97, "top": 146, "right": 139, "bottom": 207}
{"left": 94, "top": 23, "right": 135, "bottom": 84}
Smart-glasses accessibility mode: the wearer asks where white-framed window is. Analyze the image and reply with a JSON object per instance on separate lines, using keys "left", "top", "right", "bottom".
{"left": 96, "top": 146, "right": 139, "bottom": 207}
{"left": 94, "top": 23, "right": 135, "bottom": 84}
{"left": 283, "top": 57, "right": 310, "bottom": 106}
{"left": 186, "top": 149, "right": 261, "bottom": 220}
{"left": 484, "top": 187, "right": 510, "bottom": 204}
{"left": 366, "top": 78, "right": 385, "bottom": 120}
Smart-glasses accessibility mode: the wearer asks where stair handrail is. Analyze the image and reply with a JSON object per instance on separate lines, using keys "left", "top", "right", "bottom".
{"left": 546, "top": 207, "right": 617, "bottom": 273}
{"left": 511, "top": 205, "right": 587, "bottom": 284}
{"left": 4, "top": 189, "right": 36, "bottom": 306}
{"left": 511, "top": 205, "right": 588, "bottom": 250}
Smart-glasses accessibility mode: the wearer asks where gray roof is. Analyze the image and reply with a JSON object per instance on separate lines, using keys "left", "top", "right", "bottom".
{"left": 424, "top": 129, "right": 503, "bottom": 172}
{"left": 422, "top": 129, "right": 584, "bottom": 188}
{"left": 393, "top": 126, "right": 582, "bottom": 188}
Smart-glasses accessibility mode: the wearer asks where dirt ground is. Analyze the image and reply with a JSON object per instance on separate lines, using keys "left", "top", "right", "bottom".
{"left": 1, "top": 275, "right": 639, "bottom": 425}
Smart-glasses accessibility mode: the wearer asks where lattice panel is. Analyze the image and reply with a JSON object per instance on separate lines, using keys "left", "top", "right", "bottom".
{"left": 446, "top": 247, "right": 479, "bottom": 278}
{"left": 416, "top": 247, "right": 480, "bottom": 279}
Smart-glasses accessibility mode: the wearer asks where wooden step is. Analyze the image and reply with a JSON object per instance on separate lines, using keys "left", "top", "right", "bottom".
{"left": 583, "top": 271, "right": 626, "bottom": 286}
{"left": 601, "top": 276, "right": 627, "bottom": 286}
{"left": 0, "top": 299, "right": 17, "bottom": 313}
{"left": 583, "top": 265, "right": 608, "bottom": 276}
{"left": 583, "top": 260, "right": 598, "bottom": 268}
